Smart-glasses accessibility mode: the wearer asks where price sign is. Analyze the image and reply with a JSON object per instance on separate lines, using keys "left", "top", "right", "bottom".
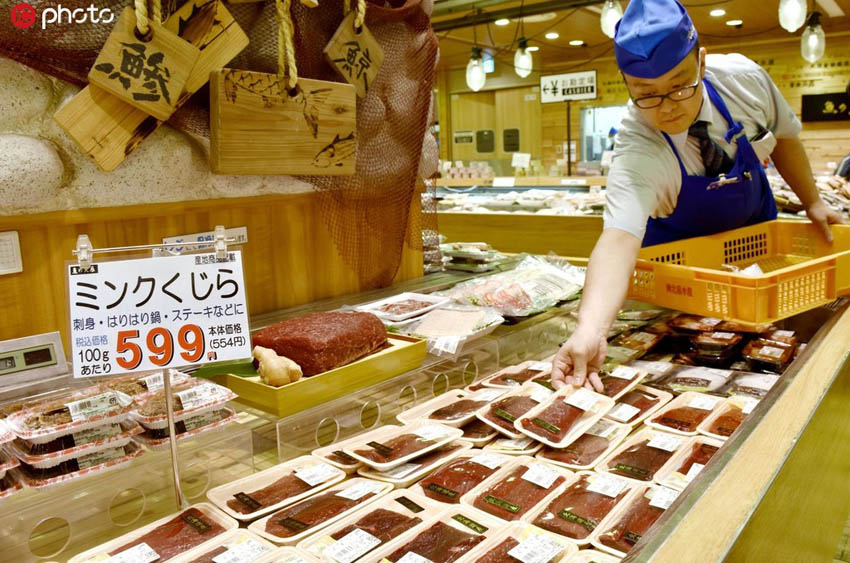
{"left": 68, "top": 252, "right": 251, "bottom": 378}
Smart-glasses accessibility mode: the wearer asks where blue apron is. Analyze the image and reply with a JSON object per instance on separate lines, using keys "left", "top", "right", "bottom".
{"left": 642, "top": 79, "right": 778, "bottom": 247}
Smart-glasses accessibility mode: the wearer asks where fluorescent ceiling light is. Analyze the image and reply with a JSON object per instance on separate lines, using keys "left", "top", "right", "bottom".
{"left": 569, "top": 40, "right": 584, "bottom": 46}
{"left": 726, "top": 19, "right": 743, "bottom": 26}
{"left": 545, "top": 32, "right": 560, "bottom": 40}
{"left": 494, "top": 18, "right": 510, "bottom": 26}
{"left": 710, "top": 8, "right": 726, "bottom": 17}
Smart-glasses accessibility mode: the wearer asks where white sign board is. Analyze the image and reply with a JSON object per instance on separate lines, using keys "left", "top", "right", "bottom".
{"left": 161, "top": 227, "right": 248, "bottom": 255}
{"left": 540, "top": 70, "right": 598, "bottom": 103}
{"left": 511, "top": 152, "right": 531, "bottom": 168}
{"left": 68, "top": 251, "right": 251, "bottom": 378}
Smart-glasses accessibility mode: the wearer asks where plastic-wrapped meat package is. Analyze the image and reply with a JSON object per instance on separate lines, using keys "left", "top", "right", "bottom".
{"left": 608, "top": 441, "right": 675, "bottom": 481}
{"left": 384, "top": 521, "right": 486, "bottom": 562}
{"left": 462, "top": 419, "right": 496, "bottom": 440}
{"left": 264, "top": 487, "right": 380, "bottom": 538}
{"left": 651, "top": 407, "right": 711, "bottom": 433}
{"left": 473, "top": 537, "right": 522, "bottom": 562}
{"left": 742, "top": 339, "right": 795, "bottom": 374}
{"left": 663, "top": 366, "right": 732, "bottom": 393}
{"left": 482, "top": 396, "right": 540, "bottom": 434}
{"left": 108, "top": 508, "right": 226, "bottom": 560}
{"left": 598, "top": 375, "right": 634, "bottom": 399}
{"left": 472, "top": 464, "right": 566, "bottom": 520}
{"left": 488, "top": 367, "right": 547, "bottom": 388}
{"left": 708, "top": 406, "right": 746, "bottom": 437}
{"left": 532, "top": 475, "right": 628, "bottom": 540}
{"left": 331, "top": 508, "right": 422, "bottom": 547}
{"left": 225, "top": 471, "right": 314, "bottom": 515}
{"left": 419, "top": 455, "right": 505, "bottom": 503}
{"left": 725, "top": 373, "right": 779, "bottom": 399}
{"left": 540, "top": 433, "right": 610, "bottom": 467}
{"left": 610, "top": 390, "right": 660, "bottom": 423}
{"left": 676, "top": 442, "right": 719, "bottom": 476}
{"left": 519, "top": 400, "right": 585, "bottom": 443}
{"left": 597, "top": 493, "right": 666, "bottom": 554}
{"left": 353, "top": 433, "right": 438, "bottom": 463}
{"left": 430, "top": 399, "right": 490, "bottom": 422}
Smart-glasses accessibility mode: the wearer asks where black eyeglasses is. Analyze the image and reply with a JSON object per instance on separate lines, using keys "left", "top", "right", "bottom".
{"left": 630, "top": 78, "right": 701, "bottom": 109}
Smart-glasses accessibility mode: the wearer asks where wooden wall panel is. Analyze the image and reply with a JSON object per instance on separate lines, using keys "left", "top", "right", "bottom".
{"left": 494, "top": 87, "right": 542, "bottom": 160}
{"left": 449, "top": 90, "right": 496, "bottom": 162}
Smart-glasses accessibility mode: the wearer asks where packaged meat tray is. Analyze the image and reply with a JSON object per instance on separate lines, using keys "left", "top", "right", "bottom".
{"left": 357, "top": 292, "right": 451, "bottom": 322}
{"left": 591, "top": 484, "right": 680, "bottom": 557}
{"left": 369, "top": 505, "right": 503, "bottom": 562}
{"left": 603, "top": 385, "right": 673, "bottom": 427}
{"left": 742, "top": 339, "right": 795, "bottom": 374}
{"left": 515, "top": 387, "right": 614, "bottom": 449}
{"left": 252, "top": 312, "right": 388, "bottom": 377}
{"left": 760, "top": 329, "right": 798, "bottom": 347}
{"left": 483, "top": 361, "right": 553, "bottom": 390}
{"left": 460, "top": 456, "right": 573, "bottom": 522}
{"left": 0, "top": 470, "right": 23, "bottom": 500}
{"left": 715, "top": 320, "right": 775, "bottom": 334}
{"left": 135, "top": 408, "right": 237, "bottom": 449}
{"left": 660, "top": 366, "right": 734, "bottom": 394}
{"left": 477, "top": 382, "right": 556, "bottom": 440}
{"left": 296, "top": 489, "right": 441, "bottom": 561}
{"left": 691, "top": 332, "right": 744, "bottom": 355}
{"left": 312, "top": 432, "right": 372, "bottom": 474}
{"left": 131, "top": 380, "right": 237, "bottom": 429}
{"left": 459, "top": 418, "right": 500, "bottom": 446}
{"left": 564, "top": 549, "right": 621, "bottom": 563}
{"left": 0, "top": 419, "right": 14, "bottom": 445}
{"left": 698, "top": 395, "right": 760, "bottom": 441}
{"left": 17, "top": 440, "right": 143, "bottom": 489}
{"left": 536, "top": 419, "right": 631, "bottom": 472}
{"left": 595, "top": 427, "right": 688, "bottom": 484}
{"left": 255, "top": 547, "right": 322, "bottom": 562}
{"left": 103, "top": 370, "right": 190, "bottom": 402}
{"left": 604, "top": 346, "right": 644, "bottom": 365}
{"left": 461, "top": 521, "right": 579, "bottom": 562}
{"left": 612, "top": 331, "right": 663, "bottom": 354}
{"left": 175, "top": 528, "right": 276, "bottom": 563}
{"left": 597, "top": 365, "right": 646, "bottom": 401}
{"left": 397, "top": 389, "right": 508, "bottom": 428}
{"left": 206, "top": 455, "right": 347, "bottom": 521}
{"left": 526, "top": 471, "right": 635, "bottom": 545}
{"left": 396, "top": 306, "right": 504, "bottom": 359}
{"left": 357, "top": 441, "right": 472, "bottom": 488}
{"left": 656, "top": 437, "right": 724, "bottom": 491}
{"left": 645, "top": 392, "right": 724, "bottom": 436}
{"left": 342, "top": 421, "right": 464, "bottom": 472}
{"left": 0, "top": 448, "right": 20, "bottom": 480}
{"left": 418, "top": 452, "right": 512, "bottom": 504}
{"left": 6, "top": 387, "right": 134, "bottom": 443}
{"left": 248, "top": 478, "right": 393, "bottom": 545}
{"left": 8, "top": 419, "right": 142, "bottom": 469}
{"left": 69, "top": 503, "right": 237, "bottom": 563}
{"left": 668, "top": 315, "right": 724, "bottom": 333}
{"left": 484, "top": 437, "right": 544, "bottom": 457}
{"left": 629, "top": 360, "right": 676, "bottom": 384}
{"left": 723, "top": 372, "right": 780, "bottom": 399}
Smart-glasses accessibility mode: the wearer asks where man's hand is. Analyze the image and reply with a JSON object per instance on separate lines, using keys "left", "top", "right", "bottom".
{"left": 806, "top": 199, "right": 845, "bottom": 243}
{"left": 551, "top": 328, "right": 607, "bottom": 392}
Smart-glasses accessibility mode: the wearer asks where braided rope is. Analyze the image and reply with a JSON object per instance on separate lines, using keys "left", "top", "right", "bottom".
{"left": 276, "top": 0, "right": 298, "bottom": 90}
{"left": 354, "top": 0, "right": 366, "bottom": 30}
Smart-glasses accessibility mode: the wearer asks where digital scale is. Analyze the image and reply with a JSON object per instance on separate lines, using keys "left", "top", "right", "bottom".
{"left": 0, "top": 331, "right": 73, "bottom": 399}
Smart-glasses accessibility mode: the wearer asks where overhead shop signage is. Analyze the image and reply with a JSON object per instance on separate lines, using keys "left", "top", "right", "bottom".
{"left": 68, "top": 252, "right": 251, "bottom": 378}
{"left": 801, "top": 92, "right": 849, "bottom": 122}
{"left": 540, "top": 70, "right": 598, "bottom": 103}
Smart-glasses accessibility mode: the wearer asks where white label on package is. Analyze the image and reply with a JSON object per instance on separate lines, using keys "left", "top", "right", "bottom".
{"left": 474, "top": 389, "right": 507, "bottom": 402}
{"left": 295, "top": 463, "right": 339, "bottom": 487}
{"left": 529, "top": 362, "right": 553, "bottom": 372}
{"left": 710, "top": 332, "right": 736, "bottom": 340}
{"left": 565, "top": 387, "right": 598, "bottom": 411}
{"left": 647, "top": 433, "right": 684, "bottom": 452}
{"left": 522, "top": 463, "right": 560, "bottom": 489}
{"left": 183, "top": 411, "right": 220, "bottom": 432}
{"left": 470, "top": 453, "right": 504, "bottom": 470}
{"left": 760, "top": 346, "right": 786, "bottom": 359}
{"left": 142, "top": 372, "right": 165, "bottom": 391}
{"left": 701, "top": 317, "right": 722, "bottom": 327}
{"left": 397, "top": 553, "right": 433, "bottom": 563}
{"left": 609, "top": 366, "right": 638, "bottom": 380}
{"left": 413, "top": 424, "right": 449, "bottom": 442}
{"left": 685, "top": 462, "right": 705, "bottom": 483}
{"left": 72, "top": 423, "right": 122, "bottom": 446}
{"left": 107, "top": 542, "right": 160, "bottom": 563}
{"left": 67, "top": 392, "right": 121, "bottom": 421}
{"left": 530, "top": 385, "right": 554, "bottom": 404}
{"left": 492, "top": 437, "right": 534, "bottom": 450}
{"left": 324, "top": 529, "right": 382, "bottom": 563}
{"left": 586, "top": 419, "right": 617, "bottom": 438}
{"left": 741, "top": 397, "right": 759, "bottom": 415}
{"left": 378, "top": 463, "right": 422, "bottom": 480}
{"left": 212, "top": 539, "right": 271, "bottom": 563}
{"left": 607, "top": 403, "right": 641, "bottom": 423}
{"left": 774, "top": 330, "right": 795, "bottom": 338}
{"left": 687, "top": 395, "right": 721, "bottom": 411}
{"left": 507, "top": 534, "right": 565, "bottom": 563}
{"left": 67, "top": 251, "right": 251, "bottom": 378}
{"left": 336, "top": 481, "right": 384, "bottom": 500}
{"left": 587, "top": 473, "right": 628, "bottom": 498}
{"left": 78, "top": 446, "right": 126, "bottom": 469}
{"left": 649, "top": 485, "right": 680, "bottom": 510}
{"left": 175, "top": 384, "right": 221, "bottom": 410}
{"left": 433, "top": 337, "right": 461, "bottom": 356}
{"left": 642, "top": 361, "right": 673, "bottom": 375}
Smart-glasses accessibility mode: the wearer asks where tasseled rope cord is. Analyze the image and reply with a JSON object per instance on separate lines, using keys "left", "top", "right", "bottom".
{"left": 354, "top": 0, "right": 366, "bottom": 31}
{"left": 134, "top": 0, "right": 161, "bottom": 37}
{"left": 277, "top": 0, "right": 298, "bottom": 91}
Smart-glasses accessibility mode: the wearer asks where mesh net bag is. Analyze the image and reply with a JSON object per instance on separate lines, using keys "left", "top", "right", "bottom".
{"left": 0, "top": 0, "right": 439, "bottom": 288}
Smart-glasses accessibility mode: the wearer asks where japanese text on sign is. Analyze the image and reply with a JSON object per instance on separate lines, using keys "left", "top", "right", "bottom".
{"left": 540, "top": 70, "right": 598, "bottom": 103}
{"left": 68, "top": 252, "right": 251, "bottom": 378}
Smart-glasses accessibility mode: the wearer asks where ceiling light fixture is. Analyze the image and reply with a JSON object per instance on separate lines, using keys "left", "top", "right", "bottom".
{"left": 466, "top": 46, "right": 486, "bottom": 91}
{"left": 514, "top": 37, "right": 533, "bottom": 78}
{"left": 709, "top": 8, "right": 726, "bottom": 17}
{"left": 801, "top": 11, "right": 826, "bottom": 62}
{"left": 726, "top": 19, "right": 743, "bottom": 26}
{"left": 569, "top": 40, "right": 584, "bottom": 46}
{"left": 779, "top": 0, "right": 807, "bottom": 32}
{"left": 545, "top": 31, "right": 560, "bottom": 40}
{"left": 600, "top": 0, "right": 624, "bottom": 38}
{"left": 527, "top": 45, "right": 540, "bottom": 51}
{"left": 494, "top": 18, "right": 510, "bottom": 26}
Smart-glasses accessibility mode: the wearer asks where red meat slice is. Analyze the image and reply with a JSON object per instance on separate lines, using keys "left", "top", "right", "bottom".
{"left": 618, "top": 390, "right": 661, "bottom": 418}
{"left": 226, "top": 471, "right": 312, "bottom": 514}
{"left": 708, "top": 406, "right": 745, "bottom": 437}
{"left": 331, "top": 508, "right": 422, "bottom": 543}
{"left": 354, "top": 433, "right": 437, "bottom": 463}
{"left": 109, "top": 508, "right": 226, "bottom": 561}
{"left": 540, "top": 433, "right": 610, "bottom": 467}
{"left": 531, "top": 474, "right": 628, "bottom": 540}
{"left": 651, "top": 406, "right": 711, "bottom": 433}
{"left": 474, "top": 537, "right": 520, "bottom": 562}
{"left": 599, "top": 376, "right": 632, "bottom": 398}
{"left": 430, "top": 399, "right": 489, "bottom": 421}
{"left": 519, "top": 401, "right": 585, "bottom": 442}
{"left": 608, "top": 440, "right": 675, "bottom": 481}
{"left": 489, "top": 368, "right": 544, "bottom": 387}
{"left": 675, "top": 442, "right": 719, "bottom": 475}
{"left": 419, "top": 456, "right": 502, "bottom": 503}
{"left": 462, "top": 419, "right": 495, "bottom": 439}
{"left": 483, "top": 396, "right": 540, "bottom": 433}
{"left": 472, "top": 465, "right": 566, "bottom": 520}
{"left": 264, "top": 488, "right": 378, "bottom": 538}
{"left": 385, "top": 521, "right": 485, "bottom": 562}
{"left": 598, "top": 494, "right": 665, "bottom": 554}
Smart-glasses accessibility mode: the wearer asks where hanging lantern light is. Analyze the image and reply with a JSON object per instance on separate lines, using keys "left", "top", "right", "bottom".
{"left": 514, "top": 37, "right": 533, "bottom": 78}
{"left": 778, "top": 0, "right": 807, "bottom": 33}
{"left": 600, "top": 0, "right": 623, "bottom": 39}
{"left": 801, "top": 11, "right": 825, "bottom": 63}
{"left": 466, "top": 46, "right": 486, "bottom": 91}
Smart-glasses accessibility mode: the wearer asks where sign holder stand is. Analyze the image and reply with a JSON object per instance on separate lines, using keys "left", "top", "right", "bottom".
{"left": 72, "top": 225, "right": 236, "bottom": 509}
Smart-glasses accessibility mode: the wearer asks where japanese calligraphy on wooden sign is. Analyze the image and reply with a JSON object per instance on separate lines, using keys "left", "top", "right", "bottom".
{"left": 801, "top": 92, "right": 850, "bottom": 122}
{"left": 324, "top": 11, "right": 384, "bottom": 98}
{"left": 540, "top": 70, "right": 598, "bottom": 103}
{"left": 67, "top": 252, "right": 251, "bottom": 378}
{"left": 88, "top": 7, "right": 201, "bottom": 121}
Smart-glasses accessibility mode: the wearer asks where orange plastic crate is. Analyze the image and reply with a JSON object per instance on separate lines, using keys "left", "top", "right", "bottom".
{"left": 628, "top": 220, "right": 850, "bottom": 326}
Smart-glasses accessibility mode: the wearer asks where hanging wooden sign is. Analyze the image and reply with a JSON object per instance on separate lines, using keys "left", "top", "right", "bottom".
{"left": 324, "top": 10, "right": 383, "bottom": 98}
{"left": 209, "top": 69, "right": 357, "bottom": 175}
{"left": 87, "top": 7, "right": 201, "bottom": 121}
{"left": 54, "top": 0, "right": 249, "bottom": 171}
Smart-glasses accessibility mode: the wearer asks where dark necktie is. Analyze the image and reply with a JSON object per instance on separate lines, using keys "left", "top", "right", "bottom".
{"left": 688, "top": 120, "right": 734, "bottom": 177}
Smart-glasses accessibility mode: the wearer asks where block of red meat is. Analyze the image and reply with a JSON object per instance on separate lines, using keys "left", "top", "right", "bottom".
{"left": 353, "top": 433, "right": 436, "bottom": 463}
{"left": 532, "top": 475, "right": 628, "bottom": 540}
{"left": 708, "top": 406, "right": 745, "bottom": 437}
{"left": 264, "top": 488, "right": 379, "bottom": 538}
{"left": 430, "top": 399, "right": 490, "bottom": 422}
{"left": 597, "top": 494, "right": 665, "bottom": 554}
{"left": 385, "top": 521, "right": 485, "bottom": 562}
{"left": 676, "top": 442, "right": 719, "bottom": 475}
{"left": 225, "top": 472, "right": 313, "bottom": 514}
{"left": 331, "top": 508, "right": 422, "bottom": 545}
{"left": 651, "top": 407, "right": 711, "bottom": 433}
{"left": 420, "top": 456, "right": 501, "bottom": 503}
{"left": 482, "top": 396, "right": 540, "bottom": 433}
{"left": 108, "top": 508, "right": 226, "bottom": 560}
{"left": 617, "top": 390, "right": 660, "bottom": 419}
{"left": 490, "top": 368, "right": 544, "bottom": 387}
{"left": 474, "top": 537, "right": 521, "bottom": 562}
{"left": 519, "top": 401, "right": 585, "bottom": 442}
{"left": 251, "top": 312, "right": 387, "bottom": 376}
{"left": 462, "top": 419, "right": 496, "bottom": 439}
{"left": 598, "top": 376, "right": 633, "bottom": 398}
{"left": 540, "top": 433, "right": 610, "bottom": 467}
{"left": 608, "top": 440, "right": 674, "bottom": 481}
{"left": 472, "top": 465, "right": 566, "bottom": 520}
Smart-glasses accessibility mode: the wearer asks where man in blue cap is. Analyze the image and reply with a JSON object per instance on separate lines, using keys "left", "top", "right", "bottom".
{"left": 552, "top": 0, "right": 843, "bottom": 392}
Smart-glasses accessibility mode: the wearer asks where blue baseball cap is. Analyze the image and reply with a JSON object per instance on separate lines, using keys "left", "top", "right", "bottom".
{"left": 614, "top": 0, "right": 698, "bottom": 79}
{"left": 608, "top": 127, "right": 618, "bottom": 136}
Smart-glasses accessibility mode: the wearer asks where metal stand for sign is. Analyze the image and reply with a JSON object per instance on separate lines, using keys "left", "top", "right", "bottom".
{"left": 72, "top": 225, "right": 236, "bottom": 509}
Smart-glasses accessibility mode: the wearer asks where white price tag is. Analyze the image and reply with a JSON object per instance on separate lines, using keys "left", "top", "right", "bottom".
{"left": 212, "top": 538, "right": 271, "bottom": 563}
{"left": 687, "top": 395, "right": 721, "bottom": 411}
{"left": 530, "top": 385, "right": 554, "bottom": 404}
{"left": 701, "top": 317, "right": 722, "bottom": 327}
{"left": 586, "top": 419, "right": 617, "bottom": 438}
{"left": 607, "top": 403, "right": 641, "bottom": 423}
{"left": 142, "top": 372, "right": 165, "bottom": 391}
{"left": 741, "top": 397, "right": 759, "bottom": 415}
{"left": 108, "top": 542, "right": 160, "bottom": 563}
{"left": 469, "top": 453, "right": 504, "bottom": 470}
{"left": 336, "top": 481, "right": 383, "bottom": 500}
{"left": 760, "top": 346, "right": 786, "bottom": 359}
{"left": 685, "top": 462, "right": 705, "bottom": 483}
{"left": 511, "top": 152, "right": 531, "bottom": 168}
{"left": 324, "top": 529, "right": 382, "bottom": 563}
{"left": 295, "top": 463, "right": 339, "bottom": 487}
{"left": 565, "top": 387, "right": 598, "bottom": 411}
{"left": 507, "top": 534, "right": 565, "bottom": 563}
{"left": 529, "top": 362, "right": 552, "bottom": 372}
{"left": 609, "top": 366, "right": 638, "bottom": 380}
{"left": 473, "top": 389, "right": 507, "bottom": 402}
{"left": 493, "top": 177, "right": 516, "bottom": 188}
{"left": 77, "top": 446, "right": 126, "bottom": 469}
{"left": 641, "top": 361, "right": 673, "bottom": 375}
{"left": 175, "top": 384, "right": 221, "bottom": 410}
{"left": 649, "top": 485, "right": 680, "bottom": 510}
{"left": 67, "top": 392, "right": 121, "bottom": 421}
{"left": 492, "top": 437, "right": 534, "bottom": 450}
{"left": 647, "top": 433, "right": 683, "bottom": 452}
{"left": 413, "top": 424, "right": 449, "bottom": 442}
{"left": 433, "top": 337, "right": 461, "bottom": 356}
{"left": 72, "top": 423, "right": 122, "bottom": 446}
{"left": 397, "top": 553, "right": 433, "bottom": 563}
{"left": 378, "top": 463, "right": 422, "bottom": 480}
{"left": 521, "top": 463, "right": 560, "bottom": 489}
{"left": 587, "top": 473, "right": 628, "bottom": 498}
{"left": 710, "top": 332, "right": 736, "bottom": 340}
{"left": 773, "top": 330, "right": 795, "bottom": 338}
